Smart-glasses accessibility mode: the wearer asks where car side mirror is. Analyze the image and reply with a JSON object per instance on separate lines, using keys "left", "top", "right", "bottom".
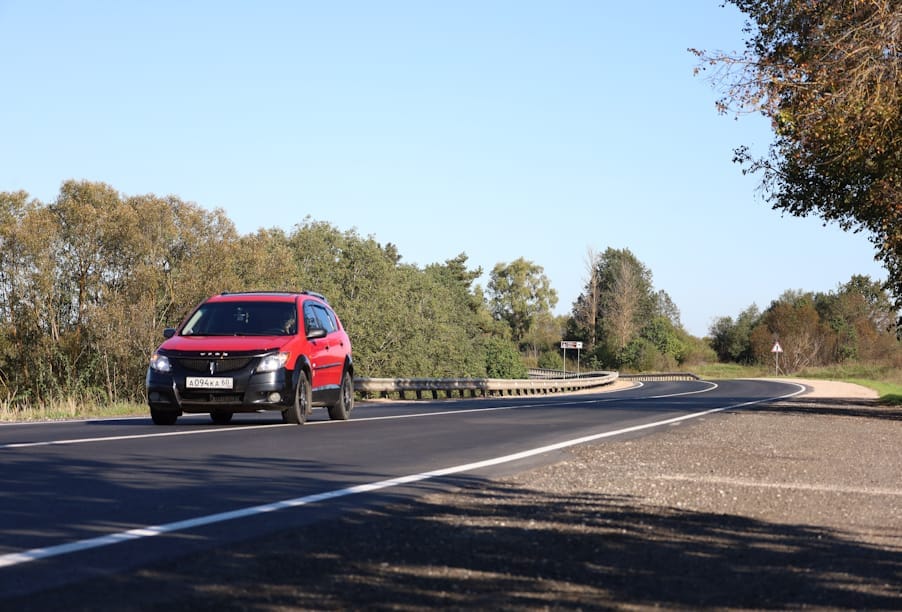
{"left": 306, "top": 327, "right": 327, "bottom": 340}
{"left": 163, "top": 328, "right": 177, "bottom": 339}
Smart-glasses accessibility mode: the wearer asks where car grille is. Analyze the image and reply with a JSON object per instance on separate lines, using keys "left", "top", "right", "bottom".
{"left": 180, "top": 392, "right": 243, "bottom": 404}
{"left": 175, "top": 357, "right": 255, "bottom": 373}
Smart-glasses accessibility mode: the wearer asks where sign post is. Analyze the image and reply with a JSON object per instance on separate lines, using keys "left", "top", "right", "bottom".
{"left": 560, "top": 341, "right": 583, "bottom": 377}
{"left": 771, "top": 341, "right": 783, "bottom": 376}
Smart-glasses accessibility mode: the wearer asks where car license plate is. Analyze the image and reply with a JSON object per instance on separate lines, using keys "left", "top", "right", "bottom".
{"left": 186, "top": 377, "right": 233, "bottom": 390}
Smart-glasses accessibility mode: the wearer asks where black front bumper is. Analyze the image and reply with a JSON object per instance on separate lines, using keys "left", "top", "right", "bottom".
{"left": 146, "top": 367, "right": 294, "bottom": 414}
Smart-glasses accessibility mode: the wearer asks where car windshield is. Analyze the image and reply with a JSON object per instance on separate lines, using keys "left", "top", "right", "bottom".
{"left": 181, "top": 301, "right": 297, "bottom": 336}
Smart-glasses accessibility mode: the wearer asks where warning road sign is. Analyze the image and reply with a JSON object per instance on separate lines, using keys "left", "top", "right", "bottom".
{"left": 771, "top": 342, "right": 783, "bottom": 353}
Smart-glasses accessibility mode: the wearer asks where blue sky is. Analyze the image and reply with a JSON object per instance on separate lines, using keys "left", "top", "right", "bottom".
{"left": 0, "top": 1, "right": 887, "bottom": 336}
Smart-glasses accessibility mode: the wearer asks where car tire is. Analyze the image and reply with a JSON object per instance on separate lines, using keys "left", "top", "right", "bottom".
{"left": 210, "top": 411, "right": 233, "bottom": 425}
{"left": 327, "top": 372, "right": 354, "bottom": 421}
{"left": 285, "top": 370, "right": 310, "bottom": 425}
{"left": 151, "top": 408, "right": 178, "bottom": 426}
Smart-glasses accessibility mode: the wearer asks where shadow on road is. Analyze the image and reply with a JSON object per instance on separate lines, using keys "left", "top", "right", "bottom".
{"left": 8, "top": 477, "right": 899, "bottom": 610}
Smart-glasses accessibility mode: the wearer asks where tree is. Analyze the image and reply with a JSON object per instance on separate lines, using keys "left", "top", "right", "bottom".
{"left": 484, "top": 336, "right": 528, "bottom": 379}
{"left": 521, "top": 312, "right": 567, "bottom": 367}
{"left": 1, "top": 181, "right": 551, "bottom": 409}
{"left": 750, "top": 291, "right": 832, "bottom": 372}
{"left": 711, "top": 277, "right": 899, "bottom": 368}
{"left": 815, "top": 275, "right": 898, "bottom": 361}
{"left": 639, "top": 316, "right": 687, "bottom": 368}
{"left": 0, "top": 181, "right": 243, "bottom": 404}
{"left": 654, "top": 290, "right": 682, "bottom": 329}
{"left": 837, "top": 274, "right": 897, "bottom": 332}
{"left": 604, "top": 255, "right": 646, "bottom": 352}
{"left": 571, "top": 247, "right": 600, "bottom": 348}
{"left": 487, "top": 258, "right": 558, "bottom": 344}
{"left": 590, "top": 248, "right": 657, "bottom": 364}
{"left": 693, "top": 0, "right": 902, "bottom": 325}
{"left": 709, "top": 304, "right": 761, "bottom": 363}
{"left": 567, "top": 247, "right": 690, "bottom": 370}
{"left": 0, "top": 191, "right": 61, "bottom": 400}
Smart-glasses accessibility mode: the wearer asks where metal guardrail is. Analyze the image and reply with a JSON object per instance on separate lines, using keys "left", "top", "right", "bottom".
{"left": 354, "top": 371, "right": 619, "bottom": 400}
{"left": 527, "top": 368, "right": 598, "bottom": 380}
{"left": 619, "top": 372, "right": 701, "bottom": 382}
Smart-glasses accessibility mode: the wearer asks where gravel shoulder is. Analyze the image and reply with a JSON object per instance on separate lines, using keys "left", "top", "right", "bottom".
{"left": 8, "top": 379, "right": 901, "bottom": 611}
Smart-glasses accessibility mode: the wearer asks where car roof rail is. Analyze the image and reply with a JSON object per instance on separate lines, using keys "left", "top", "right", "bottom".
{"left": 214, "top": 290, "right": 328, "bottom": 302}
{"left": 300, "top": 290, "right": 328, "bottom": 303}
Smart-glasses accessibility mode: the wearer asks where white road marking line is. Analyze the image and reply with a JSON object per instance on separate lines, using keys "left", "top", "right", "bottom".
{"left": 0, "top": 383, "right": 805, "bottom": 569}
{"left": 648, "top": 381, "right": 719, "bottom": 399}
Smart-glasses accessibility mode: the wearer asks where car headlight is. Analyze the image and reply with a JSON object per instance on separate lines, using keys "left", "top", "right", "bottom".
{"left": 150, "top": 353, "right": 171, "bottom": 373}
{"left": 257, "top": 352, "right": 290, "bottom": 373}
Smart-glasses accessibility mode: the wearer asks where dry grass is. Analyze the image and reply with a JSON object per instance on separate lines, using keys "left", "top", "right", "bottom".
{"left": 0, "top": 397, "right": 145, "bottom": 422}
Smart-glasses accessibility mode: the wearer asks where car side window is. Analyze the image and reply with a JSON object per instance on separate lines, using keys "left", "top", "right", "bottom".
{"left": 313, "top": 304, "right": 337, "bottom": 333}
{"left": 303, "top": 301, "right": 339, "bottom": 335}
{"left": 303, "top": 303, "right": 320, "bottom": 335}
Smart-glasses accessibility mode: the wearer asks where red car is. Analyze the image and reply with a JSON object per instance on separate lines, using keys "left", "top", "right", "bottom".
{"left": 146, "top": 291, "right": 353, "bottom": 425}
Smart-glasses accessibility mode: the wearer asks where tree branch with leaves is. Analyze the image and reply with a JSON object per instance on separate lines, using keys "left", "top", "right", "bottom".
{"left": 692, "top": 0, "right": 902, "bottom": 327}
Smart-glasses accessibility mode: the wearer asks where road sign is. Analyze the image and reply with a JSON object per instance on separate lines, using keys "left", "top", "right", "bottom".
{"left": 771, "top": 342, "right": 783, "bottom": 353}
{"left": 560, "top": 341, "right": 583, "bottom": 349}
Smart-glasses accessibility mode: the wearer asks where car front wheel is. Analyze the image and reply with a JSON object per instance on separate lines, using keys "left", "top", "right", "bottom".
{"left": 284, "top": 371, "right": 310, "bottom": 425}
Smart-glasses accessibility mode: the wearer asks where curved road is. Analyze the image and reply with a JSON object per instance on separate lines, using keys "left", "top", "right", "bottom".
{"left": 0, "top": 378, "right": 804, "bottom": 598}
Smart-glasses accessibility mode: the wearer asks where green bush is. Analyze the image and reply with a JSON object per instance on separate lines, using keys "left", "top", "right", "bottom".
{"left": 484, "top": 337, "right": 528, "bottom": 379}
{"left": 537, "top": 350, "right": 564, "bottom": 370}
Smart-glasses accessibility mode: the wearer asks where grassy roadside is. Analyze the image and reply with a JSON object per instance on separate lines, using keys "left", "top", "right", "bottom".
{"left": 845, "top": 380, "right": 902, "bottom": 405}
{"left": 693, "top": 362, "right": 902, "bottom": 405}
{"left": 0, "top": 400, "right": 146, "bottom": 423}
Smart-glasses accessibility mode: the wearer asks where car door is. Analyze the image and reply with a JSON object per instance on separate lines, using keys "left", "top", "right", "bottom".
{"left": 302, "top": 301, "right": 345, "bottom": 390}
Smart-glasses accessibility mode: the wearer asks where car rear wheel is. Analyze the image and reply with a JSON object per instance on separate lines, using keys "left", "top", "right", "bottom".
{"left": 151, "top": 408, "right": 178, "bottom": 426}
{"left": 210, "top": 411, "right": 233, "bottom": 425}
{"left": 284, "top": 371, "right": 310, "bottom": 425}
{"left": 327, "top": 372, "right": 354, "bottom": 421}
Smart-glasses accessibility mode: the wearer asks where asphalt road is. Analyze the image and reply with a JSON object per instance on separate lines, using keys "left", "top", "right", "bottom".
{"left": 0, "top": 378, "right": 804, "bottom": 599}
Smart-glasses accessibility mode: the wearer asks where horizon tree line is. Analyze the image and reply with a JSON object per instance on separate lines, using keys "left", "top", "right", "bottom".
{"left": 0, "top": 180, "right": 898, "bottom": 411}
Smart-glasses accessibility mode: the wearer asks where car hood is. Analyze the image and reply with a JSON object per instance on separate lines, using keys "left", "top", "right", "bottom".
{"left": 158, "top": 334, "right": 290, "bottom": 354}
